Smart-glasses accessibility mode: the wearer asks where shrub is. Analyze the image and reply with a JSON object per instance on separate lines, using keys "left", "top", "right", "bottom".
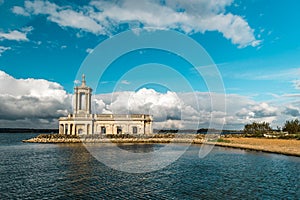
{"left": 243, "top": 122, "right": 272, "bottom": 137}
{"left": 282, "top": 119, "right": 300, "bottom": 134}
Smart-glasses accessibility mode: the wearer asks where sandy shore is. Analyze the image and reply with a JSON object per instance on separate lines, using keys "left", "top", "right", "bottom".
{"left": 23, "top": 135, "right": 300, "bottom": 157}
{"left": 211, "top": 137, "right": 300, "bottom": 157}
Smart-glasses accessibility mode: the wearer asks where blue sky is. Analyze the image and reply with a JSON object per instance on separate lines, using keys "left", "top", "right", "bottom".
{"left": 0, "top": 0, "right": 300, "bottom": 129}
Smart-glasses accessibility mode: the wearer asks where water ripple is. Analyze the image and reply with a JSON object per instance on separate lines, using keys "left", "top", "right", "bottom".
{"left": 0, "top": 133, "right": 299, "bottom": 199}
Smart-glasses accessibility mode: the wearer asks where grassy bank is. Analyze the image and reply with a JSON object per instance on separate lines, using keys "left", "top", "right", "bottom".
{"left": 211, "top": 137, "right": 300, "bottom": 157}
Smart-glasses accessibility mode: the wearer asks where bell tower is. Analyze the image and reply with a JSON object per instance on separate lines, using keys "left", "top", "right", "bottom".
{"left": 74, "top": 74, "right": 92, "bottom": 115}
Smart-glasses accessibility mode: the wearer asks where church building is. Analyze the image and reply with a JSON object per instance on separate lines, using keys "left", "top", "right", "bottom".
{"left": 59, "top": 75, "right": 153, "bottom": 135}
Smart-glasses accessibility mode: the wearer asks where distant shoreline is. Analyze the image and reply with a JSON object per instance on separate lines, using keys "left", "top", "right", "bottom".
{"left": 0, "top": 128, "right": 58, "bottom": 134}
{"left": 23, "top": 134, "right": 300, "bottom": 157}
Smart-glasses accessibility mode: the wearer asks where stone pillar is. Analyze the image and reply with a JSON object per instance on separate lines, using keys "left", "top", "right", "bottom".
{"left": 74, "top": 88, "right": 79, "bottom": 114}
{"left": 87, "top": 123, "right": 90, "bottom": 135}
{"left": 108, "top": 125, "right": 111, "bottom": 134}
{"left": 86, "top": 92, "right": 89, "bottom": 114}
{"left": 86, "top": 88, "right": 92, "bottom": 114}
{"left": 149, "top": 121, "right": 152, "bottom": 134}
{"left": 85, "top": 124, "right": 88, "bottom": 135}
{"left": 64, "top": 124, "right": 67, "bottom": 135}
{"left": 79, "top": 93, "right": 82, "bottom": 111}
{"left": 145, "top": 123, "right": 148, "bottom": 134}
{"left": 145, "top": 122, "right": 152, "bottom": 135}
{"left": 94, "top": 123, "right": 97, "bottom": 134}
{"left": 59, "top": 124, "right": 63, "bottom": 134}
{"left": 67, "top": 124, "right": 71, "bottom": 135}
{"left": 91, "top": 122, "right": 94, "bottom": 135}
{"left": 72, "top": 124, "right": 75, "bottom": 135}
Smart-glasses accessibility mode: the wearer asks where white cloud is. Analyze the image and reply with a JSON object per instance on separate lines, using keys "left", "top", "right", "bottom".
{"left": 255, "top": 68, "right": 300, "bottom": 81}
{"left": 2, "top": 71, "right": 299, "bottom": 130}
{"left": 89, "top": 0, "right": 260, "bottom": 47}
{"left": 282, "top": 106, "right": 300, "bottom": 117}
{"left": 74, "top": 79, "right": 80, "bottom": 85}
{"left": 292, "top": 80, "right": 300, "bottom": 90}
{"left": 221, "top": 63, "right": 300, "bottom": 82}
{"left": 0, "top": 30, "right": 29, "bottom": 41}
{"left": 12, "top": 6, "right": 30, "bottom": 16}
{"left": 121, "top": 80, "right": 130, "bottom": 85}
{"left": 21, "top": 26, "right": 34, "bottom": 33}
{"left": 21, "top": 0, "right": 105, "bottom": 35}
{"left": 0, "top": 70, "right": 71, "bottom": 128}
{"left": 92, "top": 89, "right": 288, "bottom": 130}
{"left": 86, "top": 48, "right": 94, "bottom": 54}
{"left": 93, "top": 88, "right": 188, "bottom": 129}
{"left": 236, "top": 102, "right": 278, "bottom": 121}
{"left": 48, "top": 9, "right": 105, "bottom": 34}
{"left": 282, "top": 93, "right": 300, "bottom": 98}
{"left": 16, "top": 0, "right": 259, "bottom": 47}
{"left": 0, "top": 46, "right": 11, "bottom": 56}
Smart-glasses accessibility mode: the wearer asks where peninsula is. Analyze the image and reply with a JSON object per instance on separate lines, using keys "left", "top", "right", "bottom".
{"left": 23, "top": 133, "right": 300, "bottom": 157}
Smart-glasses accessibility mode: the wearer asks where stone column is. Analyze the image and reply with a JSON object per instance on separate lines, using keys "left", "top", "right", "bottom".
{"left": 72, "top": 123, "right": 75, "bottom": 135}
{"left": 93, "top": 123, "right": 97, "bottom": 134}
{"left": 85, "top": 93, "right": 88, "bottom": 114}
{"left": 149, "top": 121, "right": 152, "bottom": 134}
{"left": 59, "top": 124, "right": 63, "bottom": 134}
{"left": 64, "top": 123, "right": 67, "bottom": 135}
{"left": 62, "top": 124, "right": 64, "bottom": 135}
{"left": 74, "top": 88, "right": 78, "bottom": 114}
{"left": 79, "top": 93, "right": 82, "bottom": 111}
{"left": 91, "top": 122, "right": 94, "bottom": 135}
{"left": 67, "top": 124, "right": 71, "bottom": 135}
{"left": 145, "top": 122, "right": 151, "bottom": 135}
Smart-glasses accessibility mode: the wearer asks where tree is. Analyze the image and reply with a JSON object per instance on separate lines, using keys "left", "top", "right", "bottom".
{"left": 282, "top": 119, "right": 300, "bottom": 134}
{"left": 243, "top": 122, "right": 272, "bottom": 137}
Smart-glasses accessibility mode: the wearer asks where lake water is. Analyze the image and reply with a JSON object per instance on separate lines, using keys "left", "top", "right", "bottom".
{"left": 0, "top": 133, "right": 299, "bottom": 199}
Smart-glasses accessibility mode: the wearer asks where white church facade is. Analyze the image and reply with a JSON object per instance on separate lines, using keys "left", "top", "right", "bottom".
{"left": 59, "top": 75, "right": 153, "bottom": 135}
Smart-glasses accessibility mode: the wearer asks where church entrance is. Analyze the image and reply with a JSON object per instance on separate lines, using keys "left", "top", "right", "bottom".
{"left": 78, "top": 129, "right": 83, "bottom": 135}
{"left": 101, "top": 126, "right": 106, "bottom": 134}
{"left": 117, "top": 126, "right": 122, "bottom": 134}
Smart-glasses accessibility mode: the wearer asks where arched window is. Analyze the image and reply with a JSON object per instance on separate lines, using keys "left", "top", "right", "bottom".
{"left": 117, "top": 126, "right": 122, "bottom": 134}
{"left": 101, "top": 126, "right": 106, "bottom": 134}
{"left": 132, "top": 126, "right": 137, "bottom": 134}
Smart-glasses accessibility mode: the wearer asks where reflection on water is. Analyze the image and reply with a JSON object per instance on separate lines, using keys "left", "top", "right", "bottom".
{"left": 0, "top": 133, "right": 299, "bottom": 199}
{"left": 116, "top": 143, "right": 163, "bottom": 153}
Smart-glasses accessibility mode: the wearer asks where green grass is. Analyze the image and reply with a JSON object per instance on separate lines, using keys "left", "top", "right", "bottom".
{"left": 216, "top": 138, "right": 230, "bottom": 143}
{"left": 208, "top": 138, "right": 230, "bottom": 143}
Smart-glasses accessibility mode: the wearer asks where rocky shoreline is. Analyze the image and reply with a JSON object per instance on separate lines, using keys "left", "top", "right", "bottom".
{"left": 22, "top": 134, "right": 205, "bottom": 144}
{"left": 23, "top": 134, "right": 300, "bottom": 157}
